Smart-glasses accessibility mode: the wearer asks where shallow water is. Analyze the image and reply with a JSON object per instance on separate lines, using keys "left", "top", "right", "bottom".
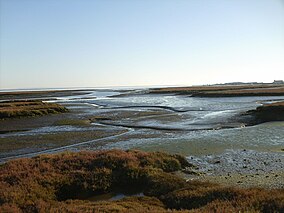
{"left": 66, "top": 90, "right": 284, "bottom": 175}
{"left": 87, "top": 192, "right": 144, "bottom": 202}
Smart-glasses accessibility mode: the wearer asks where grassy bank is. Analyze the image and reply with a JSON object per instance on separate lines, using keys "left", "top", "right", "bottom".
{"left": 0, "top": 100, "right": 68, "bottom": 119}
{"left": 149, "top": 84, "right": 284, "bottom": 97}
{"left": 245, "top": 101, "right": 284, "bottom": 125}
{"left": 0, "top": 90, "right": 91, "bottom": 101}
{"left": 0, "top": 150, "right": 283, "bottom": 212}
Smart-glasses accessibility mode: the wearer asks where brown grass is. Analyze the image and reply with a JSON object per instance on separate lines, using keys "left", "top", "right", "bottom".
{"left": 198, "top": 86, "right": 284, "bottom": 96}
{"left": 0, "top": 90, "right": 90, "bottom": 99}
{"left": 0, "top": 100, "right": 68, "bottom": 119}
{"left": 0, "top": 150, "right": 283, "bottom": 212}
{"left": 245, "top": 101, "right": 284, "bottom": 124}
{"left": 150, "top": 85, "right": 284, "bottom": 97}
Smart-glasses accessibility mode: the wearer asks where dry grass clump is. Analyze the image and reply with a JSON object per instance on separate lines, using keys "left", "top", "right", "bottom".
{"left": 0, "top": 150, "right": 283, "bottom": 213}
{"left": 0, "top": 100, "right": 68, "bottom": 119}
{"left": 0, "top": 150, "right": 190, "bottom": 212}
{"left": 37, "top": 197, "right": 168, "bottom": 213}
{"left": 163, "top": 186, "right": 284, "bottom": 212}
{"left": 0, "top": 196, "right": 173, "bottom": 213}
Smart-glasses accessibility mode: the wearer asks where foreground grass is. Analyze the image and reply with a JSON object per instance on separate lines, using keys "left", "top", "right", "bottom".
{"left": 0, "top": 100, "right": 68, "bottom": 119}
{"left": 0, "top": 150, "right": 283, "bottom": 212}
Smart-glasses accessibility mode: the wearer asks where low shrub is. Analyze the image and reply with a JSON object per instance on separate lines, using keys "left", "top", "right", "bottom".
{"left": 0, "top": 150, "right": 283, "bottom": 212}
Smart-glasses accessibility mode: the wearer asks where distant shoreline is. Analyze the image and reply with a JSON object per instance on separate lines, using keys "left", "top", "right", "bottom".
{"left": 1, "top": 83, "right": 284, "bottom": 98}
{"left": 149, "top": 84, "right": 284, "bottom": 97}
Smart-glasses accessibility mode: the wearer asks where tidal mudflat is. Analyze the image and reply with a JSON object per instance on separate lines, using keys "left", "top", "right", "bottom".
{"left": 0, "top": 85, "right": 284, "bottom": 211}
{"left": 0, "top": 87, "right": 284, "bottom": 212}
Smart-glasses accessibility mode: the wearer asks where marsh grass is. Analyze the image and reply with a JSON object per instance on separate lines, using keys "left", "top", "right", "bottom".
{"left": 0, "top": 150, "right": 283, "bottom": 212}
{"left": 245, "top": 101, "right": 284, "bottom": 124}
{"left": 54, "top": 119, "right": 91, "bottom": 126}
{"left": 150, "top": 84, "right": 284, "bottom": 97}
{"left": 0, "top": 100, "right": 68, "bottom": 119}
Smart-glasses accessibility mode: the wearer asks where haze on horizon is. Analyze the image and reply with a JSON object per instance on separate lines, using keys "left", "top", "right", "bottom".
{"left": 0, "top": 0, "right": 283, "bottom": 90}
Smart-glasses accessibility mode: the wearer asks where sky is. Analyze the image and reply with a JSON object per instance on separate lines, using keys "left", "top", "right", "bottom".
{"left": 0, "top": 0, "right": 283, "bottom": 89}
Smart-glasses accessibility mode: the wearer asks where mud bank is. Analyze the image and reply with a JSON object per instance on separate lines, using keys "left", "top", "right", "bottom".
{"left": 244, "top": 101, "right": 284, "bottom": 125}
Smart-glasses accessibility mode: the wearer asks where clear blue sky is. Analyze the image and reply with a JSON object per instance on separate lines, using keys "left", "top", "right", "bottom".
{"left": 0, "top": 0, "right": 283, "bottom": 89}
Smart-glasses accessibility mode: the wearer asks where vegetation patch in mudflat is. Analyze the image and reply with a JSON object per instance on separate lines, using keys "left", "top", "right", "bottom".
{"left": 0, "top": 90, "right": 91, "bottom": 101}
{"left": 245, "top": 101, "right": 284, "bottom": 125}
{"left": 0, "top": 100, "right": 68, "bottom": 119}
{"left": 0, "top": 150, "right": 283, "bottom": 212}
{"left": 54, "top": 118, "right": 91, "bottom": 126}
